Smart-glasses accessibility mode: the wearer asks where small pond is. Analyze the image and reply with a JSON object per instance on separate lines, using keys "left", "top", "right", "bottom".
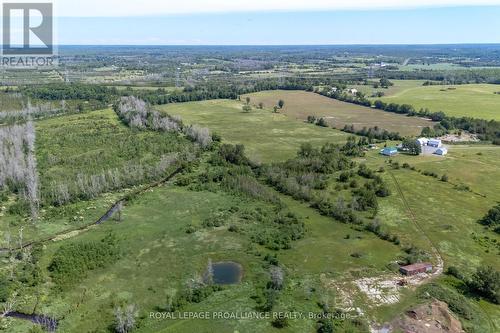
{"left": 206, "top": 261, "right": 243, "bottom": 285}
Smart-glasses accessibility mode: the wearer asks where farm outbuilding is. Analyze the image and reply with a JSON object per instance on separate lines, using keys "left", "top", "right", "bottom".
{"left": 416, "top": 137, "right": 428, "bottom": 146}
{"left": 399, "top": 262, "right": 433, "bottom": 276}
{"left": 427, "top": 139, "right": 442, "bottom": 147}
{"left": 381, "top": 147, "right": 398, "bottom": 156}
{"left": 434, "top": 147, "right": 448, "bottom": 156}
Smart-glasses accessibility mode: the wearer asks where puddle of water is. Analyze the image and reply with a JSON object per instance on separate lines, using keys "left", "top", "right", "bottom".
{"left": 205, "top": 261, "right": 242, "bottom": 285}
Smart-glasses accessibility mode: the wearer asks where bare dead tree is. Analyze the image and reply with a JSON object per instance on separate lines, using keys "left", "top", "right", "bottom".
{"left": 269, "top": 265, "right": 284, "bottom": 290}
{"left": 114, "top": 304, "right": 137, "bottom": 333}
{"left": 0, "top": 120, "right": 40, "bottom": 221}
{"left": 184, "top": 125, "right": 212, "bottom": 148}
{"left": 206, "top": 258, "right": 214, "bottom": 285}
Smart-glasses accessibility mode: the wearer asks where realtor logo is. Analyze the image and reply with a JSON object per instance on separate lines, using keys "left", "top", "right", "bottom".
{"left": 1, "top": 2, "right": 55, "bottom": 67}
{"left": 3, "top": 3, "right": 53, "bottom": 54}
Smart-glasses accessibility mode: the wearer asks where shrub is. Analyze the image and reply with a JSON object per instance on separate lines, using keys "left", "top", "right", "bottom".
{"left": 316, "top": 118, "right": 328, "bottom": 127}
{"left": 48, "top": 233, "right": 120, "bottom": 288}
{"left": 272, "top": 316, "right": 289, "bottom": 328}
{"left": 468, "top": 266, "right": 500, "bottom": 304}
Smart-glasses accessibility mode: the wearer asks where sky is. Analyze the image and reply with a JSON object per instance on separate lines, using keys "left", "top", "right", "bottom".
{"left": 17, "top": 1, "right": 500, "bottom": 44}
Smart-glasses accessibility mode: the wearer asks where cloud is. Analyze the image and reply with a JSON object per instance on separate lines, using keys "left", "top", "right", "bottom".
{"left": 57, "top": 0, "right": 500, "bottom": 16}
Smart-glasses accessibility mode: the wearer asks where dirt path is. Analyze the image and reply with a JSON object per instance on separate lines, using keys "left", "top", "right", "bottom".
{"left": 388, "top": 171, "right": 444, "bottom": 278}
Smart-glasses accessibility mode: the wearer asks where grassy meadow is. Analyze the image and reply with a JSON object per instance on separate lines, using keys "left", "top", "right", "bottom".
{"left": 363, "top": 146, "right": 500, "bottom": 271}
{"left": 375, "top": 82, "right": 500, "bottom": 120}
{"left": 24, "top": 183, "right": 403, "bottom": 333}
{"left": 2, "top": 91, "right": 499, "bottom": 332}
{"left": 158, "top": 99, "right": 349, "bottom": 163}
{"left": 242, "top": 90, "right": 434, "bottom": 136}
{"left": 0, "top": 108, "right": 191, "bottom": 246}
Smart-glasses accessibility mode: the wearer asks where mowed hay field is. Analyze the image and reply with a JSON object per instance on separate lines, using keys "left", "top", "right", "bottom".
{"left": 377, "top": 83, "right": 500, "bottom": 120}
{"left": 243, "top": 90, "right": 434, "bottom": 136}
{"left": 158, "top": 99, "right": 349, "bottom": 163}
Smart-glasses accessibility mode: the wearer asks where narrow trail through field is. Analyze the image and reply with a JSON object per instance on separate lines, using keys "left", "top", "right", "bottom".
{"left": 388, "top": 171, "right": 444, "bottom": 279}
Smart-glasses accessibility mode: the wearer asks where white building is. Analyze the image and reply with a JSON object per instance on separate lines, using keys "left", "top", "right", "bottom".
{"left": 428, "top": 139, "right": 442, "bottom": 148}
{"left": 434, "top": 147, "right": 448, "bottom": 156}
{"left": 416, "top": 137, "right": 428, "bottom": 146}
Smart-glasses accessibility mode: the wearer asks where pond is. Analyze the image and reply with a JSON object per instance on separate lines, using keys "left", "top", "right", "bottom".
{"left": 206, "top": 261, "right": 243, "bottom": 285}
{"left": 6, "top": 312, "right": 58, "bottom": 332}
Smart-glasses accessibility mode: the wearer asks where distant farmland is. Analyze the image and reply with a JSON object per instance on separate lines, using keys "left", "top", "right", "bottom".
{"left": 244, "top": 90, "right": 434, "bottom": 136}
{"left": 376, "top": 83, "right": 500, "bottom": 121}
{"left": 158, "top": 99, "right": 349, "bottom": 163}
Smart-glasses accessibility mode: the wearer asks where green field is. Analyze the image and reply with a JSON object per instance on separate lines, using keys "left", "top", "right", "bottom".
{"left": 25, "top": 185, "right": 403, "bottom": 333}
{"left": 158, "top": 99, "right": 350, "bottom": 163}
{"left": 0, "top": 108, "right": 191, "bottom": 246}
{"left": 375, "top": 82, "right": 500, "bottom": 120}
{"left": 364, "top": 146, "right": 500, "bottom": 271}
{"left": 2, "top": 95, "right": 499, "bottom": 332}
{"left": 243, "top": 90, "right": 434, "bottom": 136}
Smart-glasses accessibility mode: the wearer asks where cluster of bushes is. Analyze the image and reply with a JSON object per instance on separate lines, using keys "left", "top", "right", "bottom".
{"left": 261, "top": 142, "right": 355, "bottom": 202}
{"left": 357, "top": 164, "right": 391, "bottom": 197}
{"left": 159, "top": 276, "right": 223, "bottom": 313}
{"left": 341, "top": 124, "right": 402, "bottom": 141}
{"left": 365, "top": 219, "right": 400, "bottom": 244}
{"left": 468, "top": 265, "right": 500, "bottom": 304}
{"left": 446, "top": 265, "right": 500, "bottom": 305}
{"left": 317, "top": 87, "right": 371, "bottom": 107}
{"left": 311, "top": 196, "right": 361, "bottom": 225}
{"left": 48, "top": 233, "right": 120, "bottom": 288}
{"left": 340, "top": 136, "right": 369, "bottom": 157}
{"left": 0, "top": 244, "right": 44, "bottom": 298}
{"left": 179, "top": 143, "right": 305, "bottom": 251}
{"left": 306, "top": 115, "right": 328, "bottom": 127}
{"left": 400, "top": 245, "right": 430, "bottom": 265}
{"left": 254, "top": 264, "right": 285, "bottom": 312}
{"left": 222, "top": 175, "right": 280, "bottom": 204}
{"left": 478, "top": 204, "right": 500, "bottom": 234}
{"left": 251, "top": 211, "right": 305, "bottom": 250}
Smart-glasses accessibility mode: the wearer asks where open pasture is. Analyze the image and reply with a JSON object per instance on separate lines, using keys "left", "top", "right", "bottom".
{"left": 364, "top": 145, "right": 500, "bottom": 272}
{"left": 243, "top": 90, "right": 434, "bottom": 136}
{"left": 376, "top": 83, "right": 500, "bottom": 120}
{"left": 158, "top": 99, "right": 349, "bottom": 163}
